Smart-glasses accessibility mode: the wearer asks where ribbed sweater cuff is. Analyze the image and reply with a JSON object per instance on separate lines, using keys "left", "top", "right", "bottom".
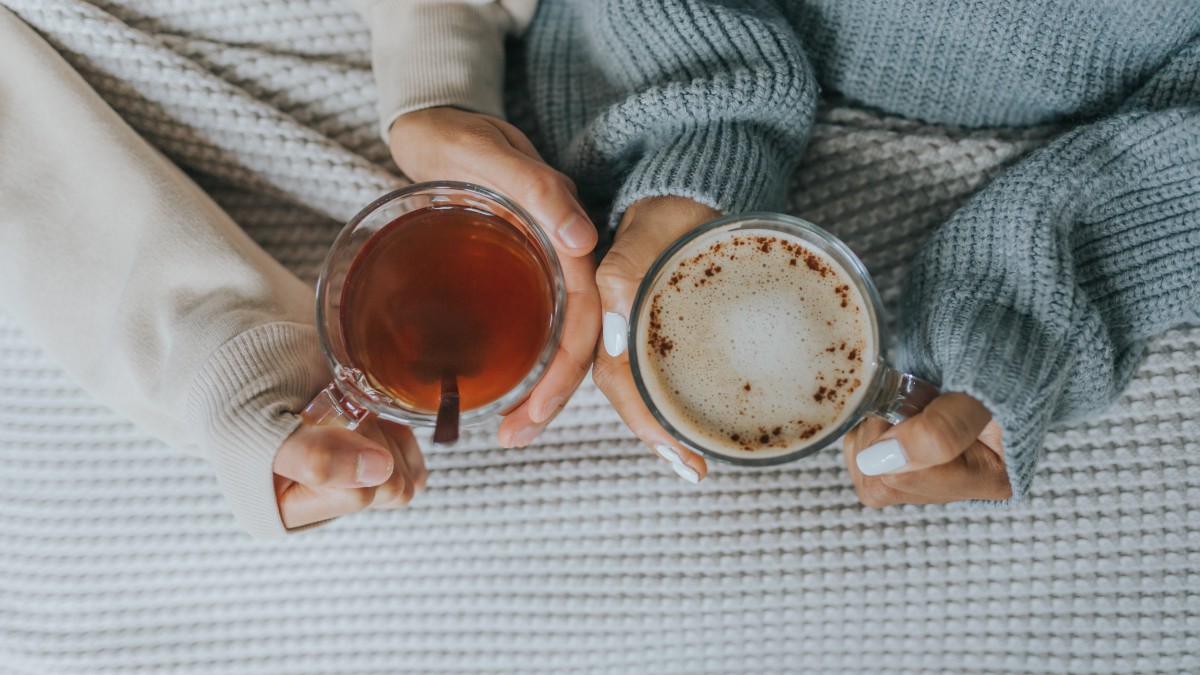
{"left": 357, "top": 1, "right": 510, "bottom": 140}
{"left": 610, "top": 123, "right": 792, "bottom": 228}
{"left": 187, "top": 322, "right": 330, "bottom": 539}
{"left": 902, "top": 302, "right": 1074, "bottom": 501}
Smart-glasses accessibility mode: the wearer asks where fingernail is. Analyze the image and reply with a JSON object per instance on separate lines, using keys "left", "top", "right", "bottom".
{"left": 535, "top": 396, "right": 564, "bottom": 424}
{"left": 671, "top": 462, "right": 700, "bottom": 484}
{"left": 356, "top": 448, "right": 393, "bottom": 485}
{"left": 856, "top": 438, "right": 908, "bottom": 476}
{"left": 509, "top": 426, "right": 541, "bottom": 449}
{"left": 654, "top": 444, "right": 701, "bottom": 484}
{"left": 603, "top": 312, "right": 627, "bottom": 357}
{"left": 557, "top": 214, "right": 596, "bottom": 250}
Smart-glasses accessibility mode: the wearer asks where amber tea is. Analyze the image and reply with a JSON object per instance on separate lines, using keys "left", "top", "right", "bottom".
{"left": 339, "top": 204, "right": 555, "bottom": 413}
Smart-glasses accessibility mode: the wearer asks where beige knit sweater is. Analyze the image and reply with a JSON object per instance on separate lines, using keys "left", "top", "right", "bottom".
{"left": 349, "top": 0, "right": 538, "bottom": 133}
{"left": 0, "top": 2, "right": 529, "bottom": 538}
{"left": 0, "top": 9, "right": 325, "bottom": 538}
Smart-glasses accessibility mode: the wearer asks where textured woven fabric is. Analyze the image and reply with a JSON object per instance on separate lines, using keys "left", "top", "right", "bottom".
{"left": 525, "top": 0, "right": 1200, "bottom": 502}
{"left": 0, "top": 1, "right": 1197, "bottom": 673}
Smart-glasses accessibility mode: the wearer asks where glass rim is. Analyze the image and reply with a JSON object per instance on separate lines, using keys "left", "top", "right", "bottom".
{"left": 628, "top": 212, "right": 891, "bottom": 466}
{"left": 314, "top": 180, "right": 567, "bottom": 428}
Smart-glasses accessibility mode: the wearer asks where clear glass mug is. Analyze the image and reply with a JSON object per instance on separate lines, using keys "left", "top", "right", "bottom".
{"left": 301, "top": 181, "right": 566, "bottom": 431}
{"left": 628, "top": 213, "right": 938, "bottom": 466}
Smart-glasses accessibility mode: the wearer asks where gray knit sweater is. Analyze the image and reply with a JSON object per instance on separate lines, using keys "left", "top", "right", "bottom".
{"left": 525, "top": 0, "right": 1200, "bottom": 499}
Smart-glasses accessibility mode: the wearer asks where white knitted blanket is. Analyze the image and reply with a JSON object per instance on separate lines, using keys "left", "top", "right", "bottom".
{"left": 1, "top": 2, "right": 1197, "bottom": 673}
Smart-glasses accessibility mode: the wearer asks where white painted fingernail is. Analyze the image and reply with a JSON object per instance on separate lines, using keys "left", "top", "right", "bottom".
{"left": 653, "top": 444, "right": 680, "bottom": 463}
{"left": 671, "top": 462, "right": 700, "bottom": 484}
{"left": 603, "top": 312, "right": 627, "bottom": 357}
{"left": 856, "top": 438, "right": 908, "bottom": 476}
{"left": 654, "top": 444, "right": 700, "bottom": 484}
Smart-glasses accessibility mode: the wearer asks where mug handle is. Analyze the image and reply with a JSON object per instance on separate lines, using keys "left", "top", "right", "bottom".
{"left": 865, "top": 367, "right": 940, "bottom": 424}
{"left": 300, "top": 383, "right": 372, "bottom": 430}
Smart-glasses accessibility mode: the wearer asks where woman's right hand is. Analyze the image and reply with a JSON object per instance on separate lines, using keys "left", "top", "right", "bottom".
{"left": 272, "top": 417, "right": 428, "bottom": 529}
{"left": 593, "top": 196, "right": 722, "bottom": 484}
{"left": 390, "top": 107, "right": 602, "bottom": 449}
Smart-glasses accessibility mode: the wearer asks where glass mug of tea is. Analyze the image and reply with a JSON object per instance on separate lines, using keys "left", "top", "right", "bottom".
{"left": 301, "top": 181, "right": 566, "bottom": 440}
{"left": 628, "top": 213, "right": 938, "bottom": 466}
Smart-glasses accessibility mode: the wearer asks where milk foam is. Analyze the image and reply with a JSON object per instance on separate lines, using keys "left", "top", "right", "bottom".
{"left": 636, "top": 230, "right": 877, "bottom": 459}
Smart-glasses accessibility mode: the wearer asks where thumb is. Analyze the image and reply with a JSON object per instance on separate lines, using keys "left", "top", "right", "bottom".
{"left": 598, "top": 197, "right": 723, "bottom": 342}
{"left": 854, "top": 392, "right": 992, "bottom": 476}
{"left": 274, "top": 423, "right": 395, "bottom": 488}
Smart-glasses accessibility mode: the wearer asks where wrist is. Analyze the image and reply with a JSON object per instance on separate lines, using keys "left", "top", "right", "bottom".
{"left": 358, "top": 1, "right": 509, "bottom": 141}
{"left": 622, "top": 196, "right": 723, "bottom": 237}
{"left": 611, "top": 124, "right": 797, "bottom": 231}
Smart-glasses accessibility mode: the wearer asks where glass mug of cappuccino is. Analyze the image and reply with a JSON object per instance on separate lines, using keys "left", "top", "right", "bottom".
{"left": 629, "top": 213, "right": 938, "bottom": 466}
{"left": 301, "top": 181, "right": 566, "bottom": 434}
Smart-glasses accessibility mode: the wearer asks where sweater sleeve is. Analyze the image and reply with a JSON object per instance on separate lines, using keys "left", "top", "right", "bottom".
{"left": 524, "top": 0, "right": 818, "bottom": 227}
{"left": 348, "top": 0, "right": 539, "bottom": 138}
{"left": 900, "top": 38, "right": 1200, "bottom": 501}
{"left": 0, "top": 10, "right": 329, "bottom": 538}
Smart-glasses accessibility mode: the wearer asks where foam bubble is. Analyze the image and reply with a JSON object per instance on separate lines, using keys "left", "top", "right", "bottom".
{"left": 637, "top": 230, "right": 877, "bottom": 458}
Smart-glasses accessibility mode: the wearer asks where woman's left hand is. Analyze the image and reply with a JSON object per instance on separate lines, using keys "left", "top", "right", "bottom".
{"left": 843, "top": 392, "right": 1011, "bottom": 507}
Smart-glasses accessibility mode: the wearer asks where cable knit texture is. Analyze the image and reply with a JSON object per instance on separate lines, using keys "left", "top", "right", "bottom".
{"left": 0, "top": 1, "right": 1197, "bottom": 672}
{"left": 528, "top": 0, "right": 819, "bottom": 226}
{"left": 527, "top": 0, "right": 1200, "bottom": 502}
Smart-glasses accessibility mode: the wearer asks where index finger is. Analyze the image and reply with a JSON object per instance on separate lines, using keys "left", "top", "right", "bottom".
{"left": 854, "top": 392, "right": 992, "bottom": 476}
{"left": 591, "top": 198, "right": 723, "bottom": 482}
{"left": 499, "top": 251, "right": 602, "bottom": 445}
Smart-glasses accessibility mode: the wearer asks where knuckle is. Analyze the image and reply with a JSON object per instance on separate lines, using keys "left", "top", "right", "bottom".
{"left": 967, "top": 447, "right": 1013, "bottom": 501}
{"left": 914, "top": 407, "right": 970, "bottom": 463}
{"left": 594, "top": 261, "right": 621, "bottom": 291}
{"left": 590, "top": 356, "right": 625, "bottom": 394}
{"left": 988, "top": 468, "right": 1014, "bottom": 500}
{"left": 301, "top": 450, "right": 333, "bottom": 486}
{"left": 879, "top": 471, "right": 921, "bottom": 493}
{"left": 857, "top": 482, "right": 892, "bottom": 509}
{"left": 524, "top": 169, "right": 567, "bottom": 202}
{"left": 455, "top": 122, "right": 502, "bottom": 149}
{"left": 878, "top": 468, "right": 912, "bottom": 487}
{"left": 344, "top": 487, "right": 376, "bottom": 511}
{"left": 595, "top": 249, "right": 642, "bottom": 295}
{"left": 561, "top": 174, "right": 578, "bottom": 194}
{"left": 996, "top": 481, "right": 1014, "bottom": 500}
{"left": 374, "top": 479, "right": 405, "bottom": 505}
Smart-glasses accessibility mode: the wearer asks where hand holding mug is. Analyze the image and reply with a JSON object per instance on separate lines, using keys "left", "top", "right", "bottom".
{"left": 276, "top": 181, "right": 571, "bottom": 531}
{"left": 389, "top": 108, "right": 602, "bottom": 447}
{"left": 274, "top": 416, "right": 428, "bottom": 529}
{"left": 593, "top": 196, "right": 723, "bottom": 483}
{"left": 843, "top": 392, "right": 1010, "bottom": 507}
{"left": 603, "top": 201, "right": 992, "bottom": 509}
